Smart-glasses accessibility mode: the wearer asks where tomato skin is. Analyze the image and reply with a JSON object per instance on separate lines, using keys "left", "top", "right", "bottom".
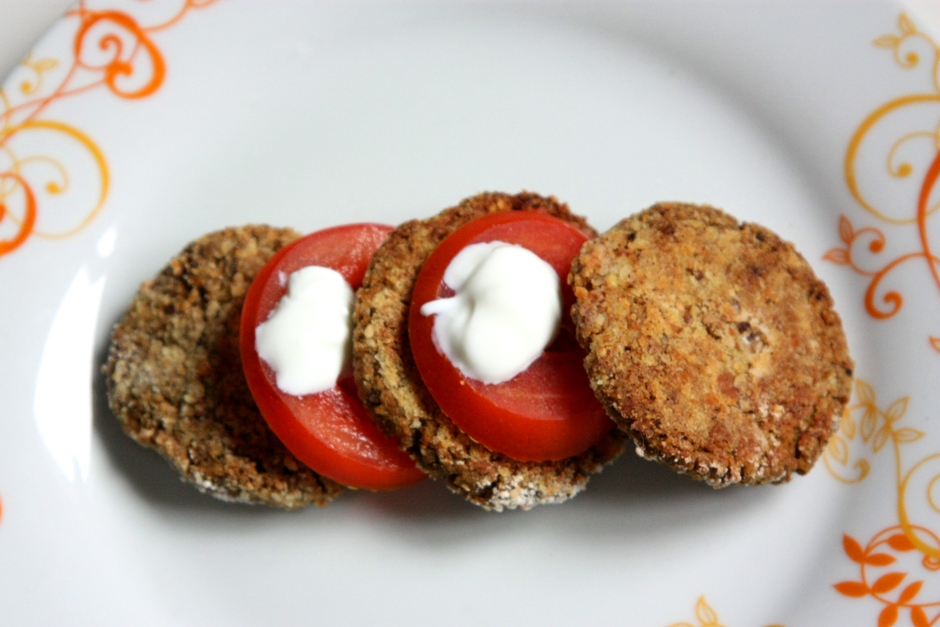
{"left": 409, "top": 211, "right": 615, "bottom": 461}
{"left": 241, "top": 223, "right": 425, "bottom": 490}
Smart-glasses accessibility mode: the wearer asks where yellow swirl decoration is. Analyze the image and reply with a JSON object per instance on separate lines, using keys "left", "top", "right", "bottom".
{"left": 830, "top": 19, "right": 940, "bottom": 621}
{"left": 0, "top": 0, "right": 217, "bottom": 260}
{"left": 18, "top": 55, "right": 59, "bottom": 97}
{"left": 848, "top": 12, "right": 940, "bottom": 226}
{"left": 668, "top": 597, "right": 728, "bottom": 627}
{"left": 667, "top": 597, "right": 784, "bottom": 627}
{"left": 828, "top": 377, "right": 940, "bottom": 624}
{"left": 846, "top": 94, "right": 940, "bottom": 226}
{"left": 830, "top": 12, "right": 940, "bottom": 352}
{"left": 0, "top": 0, "right": 219, "bottom": 532}
{"left": 0, "top": 119, "right": 108, "bottom": 239}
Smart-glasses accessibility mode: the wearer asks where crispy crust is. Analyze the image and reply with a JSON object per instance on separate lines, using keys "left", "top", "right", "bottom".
{"left": 104, "top": 226, "right": 344, "bottom": 509}
{"left": 570, "top": 202, "right": 853, "bottom": 487}
{"left": 352, "top": 192, "right": 624, "bottom": 511}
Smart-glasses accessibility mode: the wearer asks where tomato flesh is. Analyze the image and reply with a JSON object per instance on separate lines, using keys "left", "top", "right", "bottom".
{"left": 241, "top": 223, "right": 425, "bottom": 489}
{"left": 409, "top": 211, "right": 614, "bottom": 461}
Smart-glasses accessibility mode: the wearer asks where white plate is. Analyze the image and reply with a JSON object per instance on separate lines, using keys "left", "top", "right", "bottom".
{"left": 2, "top": 1, "right": 939, "bottom": 625}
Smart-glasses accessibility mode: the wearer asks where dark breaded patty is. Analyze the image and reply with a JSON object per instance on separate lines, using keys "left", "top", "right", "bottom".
{"left": 104, "top": 226, "right": 344, "bottom": 509}
{"left": 570, "top": 202, "right": 853, "bottom": 487}
{"left": 352, "top": 192, "right": 624, "bottom": 511}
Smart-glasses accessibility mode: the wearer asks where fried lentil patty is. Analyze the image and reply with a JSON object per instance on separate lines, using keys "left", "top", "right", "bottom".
{"left": 104, "top": 226, "right": 343, "bottom": 509}
{"left": 570, "top": 202, "right": 853, "bottom": 487}
{"left": 352, "top": 192, "right": 624, "bottom": 511}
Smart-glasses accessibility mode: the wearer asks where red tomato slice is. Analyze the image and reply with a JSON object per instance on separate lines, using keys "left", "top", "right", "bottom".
{"left": 409, "top": 211, "right": 614, "bottom": 461}
{"left": 241, "top": 223, "right": 425, "bottom": 490}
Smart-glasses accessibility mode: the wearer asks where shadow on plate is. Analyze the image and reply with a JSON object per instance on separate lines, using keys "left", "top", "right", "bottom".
{"left": 92, "top": 340, "right": 283, "bottom": 518}
{"left": 93, "top": 328, "right": 769, "bottom": 528}
{"left": 360, "top": 439, "right": 714, "bottom": 518}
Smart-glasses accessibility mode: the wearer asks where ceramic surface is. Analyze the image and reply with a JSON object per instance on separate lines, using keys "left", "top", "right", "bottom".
{"left": 1, "top": 2, "right": 938, "bottom": 625}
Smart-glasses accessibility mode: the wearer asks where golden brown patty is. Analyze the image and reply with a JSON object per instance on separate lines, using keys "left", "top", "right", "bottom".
{"left": 104, "top": 226, "right": 344, "bottom": 509}
{"left": 352, "top": 192, "right": 624, "bottom": 511}
{"left": 570, "top": 202, "right": 853, "bottom": 487}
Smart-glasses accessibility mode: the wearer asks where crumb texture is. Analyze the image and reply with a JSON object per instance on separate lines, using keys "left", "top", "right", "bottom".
{"left": 352, "top": 191, "right": 623, "bottom": 511}
{"left": 104, "top": 225, "right": 343, "bottom": 509}
{"left": 570, "top": 202, "right": 853, "bottom": 487}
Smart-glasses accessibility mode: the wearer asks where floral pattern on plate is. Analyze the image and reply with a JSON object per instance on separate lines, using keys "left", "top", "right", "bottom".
{"left": 0, "top": 0, "right": 215, "bottom": 259}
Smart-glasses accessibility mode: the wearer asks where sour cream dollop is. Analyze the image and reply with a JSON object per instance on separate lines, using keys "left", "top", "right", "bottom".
{"left": 419, "top": 241, "right": 561, "bottom": 384}
{"left": 255, "top": 266, "right": 353, "bottom": 396}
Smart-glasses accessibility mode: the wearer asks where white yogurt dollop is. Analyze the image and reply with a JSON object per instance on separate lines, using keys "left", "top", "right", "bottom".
{"left": 255, "top": 266, "right": 353, "bottom": 396}
{"left": 420, "top": 241, "right": 561, "bottom": 384}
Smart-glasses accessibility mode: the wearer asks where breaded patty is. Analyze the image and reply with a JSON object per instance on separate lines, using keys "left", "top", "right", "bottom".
{"left": 104, "top": 226, "right": 344, "bottom": 509}
{"left": 570, "top": 202, "right": 853, "bottom": 487}
{"left": 352, "top": 192, "right": 624, "bottom": 511}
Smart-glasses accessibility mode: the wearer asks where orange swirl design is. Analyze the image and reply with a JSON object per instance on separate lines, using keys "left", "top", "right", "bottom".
{"left": 827, "top": 378, "right": 940, "bottom": 624}
{"left": 678, "top": 14, "right": 940, "bottom": 622}
{"left": 830, "top": 12, "right": 940, "bottom": 351}
{"left": 0, "top": 170, "right": 36, "bottom": 255}
{"left": 0, "top": 0, "right": 218, "bottom": 527}
{"left": 828, "top": 18, "right": 940, "bottom": 619}
{"left": 0, "top": 0, "right": 216, "bottom": 261}
{"left": 74, "top": 10, "right": 166, "bottom": 100}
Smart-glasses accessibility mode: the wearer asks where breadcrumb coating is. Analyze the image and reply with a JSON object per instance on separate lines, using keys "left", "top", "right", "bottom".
{"left": 104, "top": 225, "right": 343, "bottom": 509}
{"left": 352, "top": 192, "right": 623, "bottom": 511}
{"left": 570, "top": 203, "right": 853, "bottom": 487}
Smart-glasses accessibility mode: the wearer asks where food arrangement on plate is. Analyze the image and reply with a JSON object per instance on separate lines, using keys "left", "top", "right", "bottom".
{"left": 104, "top": 191, "right": 853, "bottom": 511}
{"left": 8, "top": 0, "right": 940, "bottom": 623}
